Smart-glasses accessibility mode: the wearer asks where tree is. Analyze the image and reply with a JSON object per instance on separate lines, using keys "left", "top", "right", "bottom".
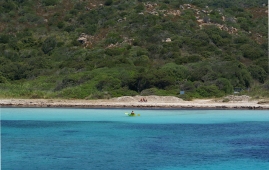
{"left": 248, "top": 65, "right": 267, "bottom": 83}
{"left": 189, "top": 63, "right": 213, "bottom": 82}
{"left": 215, "top": 78, "right": 233, "bottom": 94}
{"left": 134, "top": 55, "right": 150, "bottom": 67}
{"left": 180, "top": 81, "right": 195, "bottom": 92}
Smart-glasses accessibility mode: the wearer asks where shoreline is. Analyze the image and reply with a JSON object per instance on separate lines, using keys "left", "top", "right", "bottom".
{"left": 1, "top": 96, "right": 269, "bottom": 110}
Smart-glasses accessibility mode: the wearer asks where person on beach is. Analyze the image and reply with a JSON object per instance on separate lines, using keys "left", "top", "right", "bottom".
{"left": 139, "top": 98, "right": 147, "bottom": 102}
{"left": 131, "top": 111, "right": 135, "bottom": 115}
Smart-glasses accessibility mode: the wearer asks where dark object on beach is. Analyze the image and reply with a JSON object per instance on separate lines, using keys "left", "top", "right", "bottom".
{"left": 139, "top": 98, "right": 147, "bottom": 102}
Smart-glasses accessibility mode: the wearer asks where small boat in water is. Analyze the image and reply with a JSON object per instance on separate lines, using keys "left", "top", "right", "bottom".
{"left": 125, "top": 113, "right": 140, "bottom": 117}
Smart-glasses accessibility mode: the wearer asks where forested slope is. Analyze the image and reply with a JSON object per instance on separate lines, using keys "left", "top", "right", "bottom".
{"left": 0, "top": 0, "right": 268, "bottom": 99}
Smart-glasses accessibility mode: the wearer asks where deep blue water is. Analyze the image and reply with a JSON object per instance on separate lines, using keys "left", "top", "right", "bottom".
{"left": 1, "top": 108, "right": 269, "bottom": 170}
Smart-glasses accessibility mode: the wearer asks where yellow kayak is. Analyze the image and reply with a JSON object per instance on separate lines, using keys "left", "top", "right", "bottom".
{"left": 125, "top": 113, "right": 140, "bottom": 117}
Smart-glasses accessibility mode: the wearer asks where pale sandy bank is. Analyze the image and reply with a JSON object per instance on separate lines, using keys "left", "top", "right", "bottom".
{"left": 1, "top": 95, "right": 269, "bottom": 109}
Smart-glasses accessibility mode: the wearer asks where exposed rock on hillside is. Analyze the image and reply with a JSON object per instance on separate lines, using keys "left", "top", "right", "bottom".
{"left": 77, "top": 33, "right": 89, "bottom": 44}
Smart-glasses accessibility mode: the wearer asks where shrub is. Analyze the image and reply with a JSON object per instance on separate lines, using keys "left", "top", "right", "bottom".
{"left": 240, "top": 44, "right": 263, "bottom": 60}
{"left": 159, "top": 63, "right": 188, "bottom": 80}
{"left": 84, "top": 24, "right": 97, "bottom": 35}
{"left": 1, "top": 2, "right": 16, "bottom": 12}
{"left": 96, "top": 77, "right": 121, "bottom": 91}
{"left": 180, "top": 81, "right": 195, "bottom": 92}
{"left": 248, "top": 65, "right": 267, "bottom": 83}
{"left": 196, "top": 85, "right": 225, "bottom": 98}
{"left": 104, "top": 0, "right": 113, "bottom": 6}
{"left": 134, "top": 55, "right": 150, "bottom": 67}
{"left": 0, "top": 74, "right": 8, "bottom": 83}
{"left": 263, "top": 80, "right": 269, "bottom": 90}
{"left": 74, "top": 2, "right": 85, "bottom": 10}
{"left": 110, "top": 87, "right": 138, "bottom": 97}
{"left": 54, "top": 77, "right": 79, "bottom": 91}
{"left": 42, "top": 37, "right": 56, "bottom": 54}
{"left": 42, "top": 0, "right": 58, "bottom": 6}
{"left": 105, "top": 32, "right": 122, "bottom": 45}
{"left": 64, "top": 25, "right": 75, "bottom": 32}
{"left": 215, "top": 78, "right": 233, "bottom": 94}
{"left": 255, "top": 58, "right": 268, "bottom": 73}
{"left": 189, "top": 63, "right": 213, "bottom": 81}
{"left": 105, "top": 47, "right": 126, "bottom": 56}
{"left": 134, "top": 4, "right": 144, "bottom": 12}
{"left": 140, "top": 88, "right": 159, "bottom": 96}
{"left": 187, "top": 55, "right": 202, "bottom": 63}
{"left": 179, "top": 94, "right": 192, "bottom": 101}
{"left": 0, "top": 34, "right": 10, "bottom": 44}
{"left": 222, "top": 98, "right": 230, "bottom": 102}
{"left": 57, "top": 21, "right": 65, "bottom": 29}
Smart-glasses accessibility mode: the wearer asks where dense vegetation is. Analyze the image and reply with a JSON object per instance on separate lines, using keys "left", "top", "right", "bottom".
{"left": 0, "top": 0, "right": 268, "bottom": 99}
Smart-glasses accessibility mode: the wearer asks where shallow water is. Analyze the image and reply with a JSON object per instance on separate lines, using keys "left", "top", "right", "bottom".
{"left": 1, "top": 108, "right": 269, "bottom": 170}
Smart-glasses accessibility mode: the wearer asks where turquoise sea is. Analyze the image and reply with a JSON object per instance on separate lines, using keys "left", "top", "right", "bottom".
{"left": 1, "top": 108, "right": 269, "bottom": 170}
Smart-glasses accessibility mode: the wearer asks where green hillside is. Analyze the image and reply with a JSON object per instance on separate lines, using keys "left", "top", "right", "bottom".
{"left": 0, "top": 0, "right": 268, "bottom": 99}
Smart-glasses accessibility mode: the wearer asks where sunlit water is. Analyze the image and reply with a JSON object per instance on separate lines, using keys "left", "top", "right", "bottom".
{"left": 1, "top": 108, "right": 269, "bottom": 170}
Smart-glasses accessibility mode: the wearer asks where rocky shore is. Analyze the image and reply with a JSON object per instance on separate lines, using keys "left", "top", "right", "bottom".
{"left": 1, "top": 95, "right": 269, "bottom": 110}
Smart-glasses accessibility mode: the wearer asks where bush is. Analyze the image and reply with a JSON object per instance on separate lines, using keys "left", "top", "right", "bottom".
{"left": 180, "top": 81, "right": 195, "bottom": 92}
{"left": 248, "top": 65, "right": 267, "bottom": 83}
{"left": 188, "top": 55, "right": 202, "bottom": 63}
{"left": 0, "top": 74, "right": 8, "bottom": 83}
{"left": 1, "top": 2, "right": 16, "bottom": 12}
{"left": 110, "top": 87, "right": 138, "bottom": 97}
{"left": 159, "top": 63, "right": 188, "bottom": 80}
{"left": 255, "top": 58, "right": 268, "bottom": 73}
{"left": 179, "top": 94, "right": 192, "bottom": 101}
{"left": 135, "top": 4, "right": 144, "bottom": 12}
{"left": 189, "top": 63, "right": 213, "bottom": 81}
{"left": 0, "top": 34, "right": 10, "bottom": 44}
{"left": 222, "top": 98, "right": 230, "bottom": 102}
{"left": 196, "top": 85, "right": 225, "bottom": 98}
{"left": 57, "top": 21, "right": 65, "bottom": 29}
{"left": 42, "top": 37, "right": 56, "bottom": 54}
{"left": 64, "top": 25, "right": 75, "bottom": 32}
{"left": 84, "top": 24, "right": 97, "bottom": 35}
{"left": 42, "top": 0, "right": 58, "bottom": 6}
{"left": 105, "top": 47, "right": 126, "bottom": 56}
{"left": 215, "top": 78, "right": 233, "bottom": 94}
{"left": 140, "top": 88, "right": 159, "bottom": 96}
{"left": 105, "top": 32, "right": 122, "bottom": 45}
{"left": 96, "top": 76, "right": 121, "bottom": 91}
{"left": 240, "top": 44, "right": 263, "bottom": 60}
{"left": 134, "top": 55, "right": 150, "bottom": 67}
{"left": 263, "top": 80, "right": 269, "bottom": 90}
{"left": 104, "top": 0, "right": 113, "bottom": 6}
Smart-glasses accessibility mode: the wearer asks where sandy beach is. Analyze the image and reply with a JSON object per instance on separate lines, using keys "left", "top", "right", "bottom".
{"left": 1, "top": 95, "right": 269, "bottom": 109}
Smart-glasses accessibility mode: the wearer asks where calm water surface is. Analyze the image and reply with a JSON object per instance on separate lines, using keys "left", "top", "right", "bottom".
{"left": 1, "top": 108, "right": 269, "bottom": 170}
